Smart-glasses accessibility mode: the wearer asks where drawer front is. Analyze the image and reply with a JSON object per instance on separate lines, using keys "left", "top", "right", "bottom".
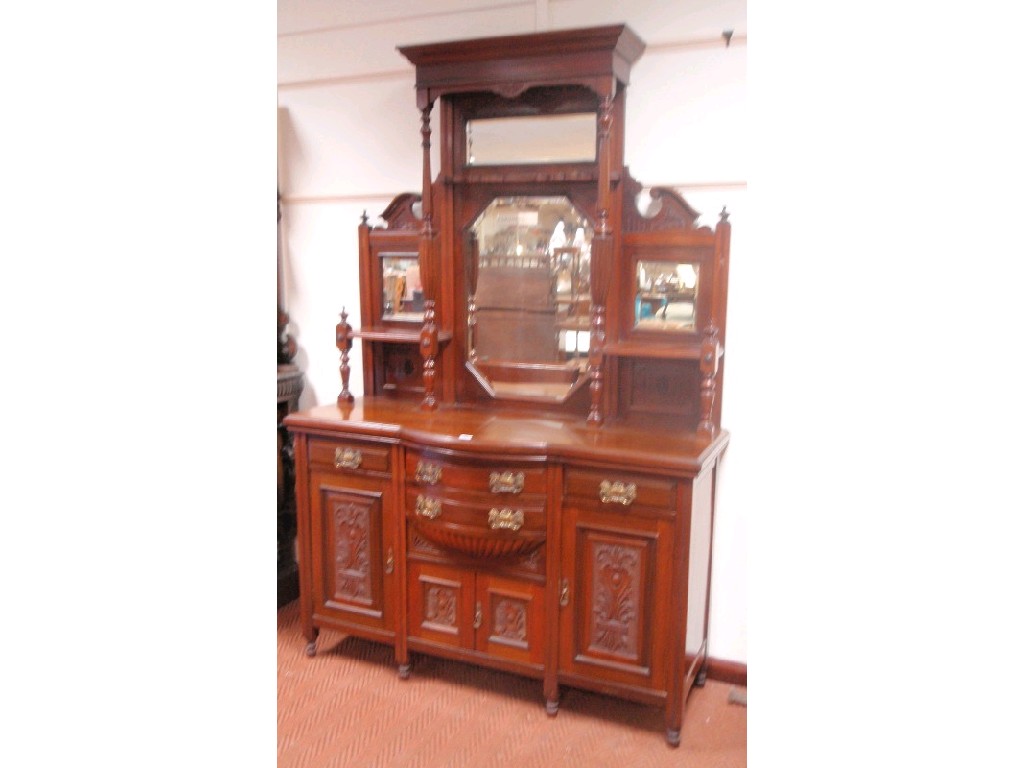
{"left": 406, "top": 490, "right": 545, "bottom": 534}
{"left": 563, "top": 467, "right": 677, "bottom": 511}
{"left": 309, "top": 438, "right": 391, "bottom": 475}
{"left": 405, "top": 450, "right": 545, "bottom": 495}
{"left": 406, "top": 490, "right": 546, "bottom": 562}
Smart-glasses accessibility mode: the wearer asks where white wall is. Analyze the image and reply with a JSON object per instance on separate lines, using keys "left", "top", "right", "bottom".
{"left": 278, "top": 0, "right": 748, "bottom": 664}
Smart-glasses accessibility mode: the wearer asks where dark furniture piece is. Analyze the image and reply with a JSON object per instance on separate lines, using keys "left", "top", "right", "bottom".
{"left": 286, "top": 24, "right": 732, "bottom": 746}
{"left": 277, "top": 358, "right": 303, "bottom": 607}
{"left": 278, "top": 193, "right": 304, "bottom": 608}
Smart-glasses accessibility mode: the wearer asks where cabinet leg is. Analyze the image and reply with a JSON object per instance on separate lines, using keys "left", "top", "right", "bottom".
{"left": 396, "top": 647, "right": 411, "bottom": 679}
{"left": 694, "top": 663, "right": 709, "bottom": 688}
{"left": 304, "top": 628, "right": 319, "bottom": 657}
{"left": 543, "top": 674, "right": 559, "bottom": 716}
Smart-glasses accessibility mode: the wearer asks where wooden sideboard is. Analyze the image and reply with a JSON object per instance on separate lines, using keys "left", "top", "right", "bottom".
{"left": 286, "top": 400, "right": 726, "bottom": 745}
{"left": 285, "top": 24, "right": 734, "bottom": 746}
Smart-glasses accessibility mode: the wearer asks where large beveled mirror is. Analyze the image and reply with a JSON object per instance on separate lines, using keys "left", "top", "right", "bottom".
{"left": 465, "top": 195, "right": 592, "bottom": 401}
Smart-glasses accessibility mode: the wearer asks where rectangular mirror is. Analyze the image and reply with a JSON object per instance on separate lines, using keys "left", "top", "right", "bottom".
{"left": 466, "top": 114, "right": 597, "bottom": 166}
{"left": 381, "top": 253, "right": 424, "bottom": 322}
{"left": 634, "top": 260, "right": 699, "bottom": 332}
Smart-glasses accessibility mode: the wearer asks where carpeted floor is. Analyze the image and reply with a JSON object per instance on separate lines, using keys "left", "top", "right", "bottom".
{"left": 278, "top": 601, "right": 746, "bottom": 767}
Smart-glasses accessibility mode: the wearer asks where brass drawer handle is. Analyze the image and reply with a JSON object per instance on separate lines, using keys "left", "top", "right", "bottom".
{"left": 415, "top": 461, "right": 442, "bottom": 485}
{"left": 559, "top": 578, "right": 570, "bottom": 608}
{"left": 473, "top": 601, "right": 483, "bottom": 630}
{"left": 488, "top": 508, "right": 524, "bottom": 532}
{"left": 599, "top": 480, "right": 637, "bottom": 506}
{"left": 489, "top": 471, "right": 525, "bottom": 494}
{"left": 335, "top": 447, "right": 362, "bottom": 470}
{"left": 384, "top": 547, "right": 395, "bottom": 575}
{"left": 415, "top": 495, "right": 442, "bottom": 520}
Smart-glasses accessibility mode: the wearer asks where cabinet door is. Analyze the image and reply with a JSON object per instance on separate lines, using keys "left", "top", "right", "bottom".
{"left": 476, "top": 573, "right": 545, "bottom": 666}
{"left": 559, "top": 507, "right": 674, "bottom": 692}
{"left": 407, "top": 561, "right": 476, "bottom": 651}
{"left": 309, "top": 470, "right": 394, "bottom": 633}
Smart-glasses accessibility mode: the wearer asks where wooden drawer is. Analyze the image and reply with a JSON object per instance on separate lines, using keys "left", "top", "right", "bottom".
{"left": 406, "top": 490, "right": 546, "bottom": 561}
{"left": 308, "top": 437, "right": 391, "bottom": 474}
{"left": 405, "top": 450, "right": 545, "bottom": 495}
{"left": 563, "top": 467, "right": 677, "bottom": 511}
{"left": 406, "top": 490, "right": 545, "bottom": 532}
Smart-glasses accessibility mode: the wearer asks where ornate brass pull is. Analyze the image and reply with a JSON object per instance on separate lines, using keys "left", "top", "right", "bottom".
{"left": 559, "top": 578, "right": 570, "bottom": 608}
{"left": 488, "top": 508, "right": 524, "bottom": 531}
{"left": 415, "top": 495, "right": 442, "bottom": 520}
{"left": 489, "top": 471, "right": 524, "bottom": 494}
{"left": 384, "top": 547, "right": 394, "bottom": 575}
{"left": 599, "top": 480, "right": 637, "bottom": 506}
{"left": 415, "top": 461, "right": 442, "bottom": 485}
{"left": 335, "top": 447, "right": 362, "bottom": 469}
{"left": 473, "top": 601, "right": 483, "bottom": 629}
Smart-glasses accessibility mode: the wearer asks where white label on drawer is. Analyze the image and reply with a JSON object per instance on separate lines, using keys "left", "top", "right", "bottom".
{"left": 458, "top": 433, "right": 473, "bottom": 441}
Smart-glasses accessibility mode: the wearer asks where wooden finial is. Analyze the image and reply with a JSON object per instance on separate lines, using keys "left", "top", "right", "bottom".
{"left": 336, "top": 307, "right": 354, "bottom": 404}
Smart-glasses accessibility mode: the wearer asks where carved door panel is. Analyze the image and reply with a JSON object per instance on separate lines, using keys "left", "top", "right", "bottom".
{"left": 310, "top": 471, "right": 395, "bottom": 633}
{"left": 407, "top": 562, "right": 476, "bottom": 651}
{"left": 476, "top": 574, "right": 545, "bottom": 666}
{"left": 559, "top": 508, "right": 674, "bottom": 692}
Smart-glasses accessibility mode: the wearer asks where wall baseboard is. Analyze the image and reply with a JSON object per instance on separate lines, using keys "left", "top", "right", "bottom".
{"left": 707, "top": 657, "right": 747, "bottom": 686}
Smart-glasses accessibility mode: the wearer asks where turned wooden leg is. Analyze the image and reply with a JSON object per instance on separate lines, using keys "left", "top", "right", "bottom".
{"left": 665, "top": 695, "right": 684, "bottom": 748}
{"left": 543, "top": 672, "right": 559, "bottom": 717}
{"left": 303, "top": 627, "right": 319, "bottom": 657}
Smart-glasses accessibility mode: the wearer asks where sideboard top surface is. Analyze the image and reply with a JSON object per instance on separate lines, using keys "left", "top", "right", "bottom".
{"left": 285, "top": 397, "right": 728, "bottom": 475}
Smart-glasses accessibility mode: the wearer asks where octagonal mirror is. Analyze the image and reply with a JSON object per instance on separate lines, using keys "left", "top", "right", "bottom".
{"left": 465, "top": 196, "right": 592, "bottom": 401}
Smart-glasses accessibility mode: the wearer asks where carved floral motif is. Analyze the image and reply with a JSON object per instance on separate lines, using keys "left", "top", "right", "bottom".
{"left": 425, "top": 585, "right": 458, "bottom": 627}
{"left": 333, "top": 501, "right": 371, "bottom": 601}
{"left": 493, "top": 599, "right": 528, "bottom": 643}
{"left": 591, "top": 542, "right": 641, "bottom": 657}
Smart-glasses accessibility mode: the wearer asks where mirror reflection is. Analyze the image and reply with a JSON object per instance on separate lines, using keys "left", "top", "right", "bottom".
{"left": 381, "top": 253, "right": 424, "bottom": 322}
{"left": 466, "top": 114, "right": 597, "bottom": 166}
{"left": 467, "top": 196, "right": 592, "bottom": 400}
{"left": 634, "top": 260, "right": 699, "bottom": 331}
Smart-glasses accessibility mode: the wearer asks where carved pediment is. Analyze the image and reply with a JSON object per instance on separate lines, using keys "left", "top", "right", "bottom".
{"left": 621, "top": 170, "right": 708, "bottom": 233}
{"left": 378, "top": 192, "right": 423, "bottom": 230}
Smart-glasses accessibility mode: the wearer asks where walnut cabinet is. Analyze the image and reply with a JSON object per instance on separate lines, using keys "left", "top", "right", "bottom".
{"left": 286, "top": 25, "right": 733, "bottom": 746}
{"left": 288, "top": 403, "right": 727, "bottom": 746}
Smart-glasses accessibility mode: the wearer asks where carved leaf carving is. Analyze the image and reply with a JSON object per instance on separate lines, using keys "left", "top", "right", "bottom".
{"left": 590, "top": 542, "right": 641, "bottom": 657}
{"left": 332, "top": 501, "right": 371, "bottom": 601}
{"left": 493, "top": 599, "right": 528, "bottom": 643}
{"left": 425, "top": 585, "right": 458, "bottom": 627}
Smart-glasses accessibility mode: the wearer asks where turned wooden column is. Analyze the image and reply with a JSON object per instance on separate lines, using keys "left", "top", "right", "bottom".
{"left": 697, "top": 324, "right": 720, "bottom": 439}
{"left": 588, "top": 92, "right": 615, "bottom": 424}
{"left": 465, "top": 231, "right": 480, "bottom": 363}
{"left": 417, "top": 99, "right": 440, "bottom": 410}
